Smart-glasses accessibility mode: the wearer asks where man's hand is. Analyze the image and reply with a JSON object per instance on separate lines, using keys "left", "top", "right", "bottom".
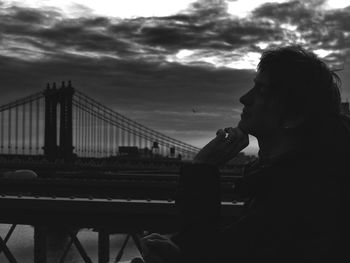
{"left": 193, "top": 127, "right": 249, "bottom": 166}
{"left": 141, "top": 233, "right": 181, "bottom": 263}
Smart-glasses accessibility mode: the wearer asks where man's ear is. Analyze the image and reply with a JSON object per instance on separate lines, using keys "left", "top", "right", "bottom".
{"left": 281, "top": 113, "right": 307, "bottom": 130}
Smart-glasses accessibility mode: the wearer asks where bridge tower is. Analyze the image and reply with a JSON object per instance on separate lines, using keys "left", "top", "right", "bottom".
{"left": 43, "top": 83, "right": 59, "bottom": 161}
{"left": 58, "top": 81, "right": 75, "bottom": 161}
{"left": 43, "top": 81, "right": 75, "bottom": 162}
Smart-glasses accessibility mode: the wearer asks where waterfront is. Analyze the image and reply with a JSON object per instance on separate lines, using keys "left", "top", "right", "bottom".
{"left": 0, "top": 224, "right": 140, "bottom": 262}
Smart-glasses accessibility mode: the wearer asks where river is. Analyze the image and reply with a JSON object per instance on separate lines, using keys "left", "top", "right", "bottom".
{"left": 0, "top": 224, "right": 140, "bottom": 262}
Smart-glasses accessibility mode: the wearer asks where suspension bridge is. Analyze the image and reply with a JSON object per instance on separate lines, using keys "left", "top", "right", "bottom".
{"left": 0, "top": 82, "right": 245, "bottom": 263}
{"left": 0, "top": 81, "right": 199, "bottom": 163}
{"left": 0, "top": 82, "right": 348, "bottom": 263}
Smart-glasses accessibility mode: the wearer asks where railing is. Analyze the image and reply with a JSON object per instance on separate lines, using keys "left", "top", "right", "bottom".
{"left": 0, "top": 173, "right": 243, "bottom": 263}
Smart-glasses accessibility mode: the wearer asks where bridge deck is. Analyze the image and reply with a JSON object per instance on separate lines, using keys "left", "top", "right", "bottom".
{"left": 0, "top": 175, "right": 244, "bottom": 263}
{"left": 0, "top": 194, "right": 243, "bottom": 231}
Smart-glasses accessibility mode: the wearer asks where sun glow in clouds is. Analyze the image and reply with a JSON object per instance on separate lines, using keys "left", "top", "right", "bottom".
{"left": 280, "top": 23, "right": 297, "bottom": 31}
{"left": 176, "top": 49, "right": 195, "bottom": 59}
{"left": 324, "top": 0, "right": 350, "bottom": 9}
{"left": 2, "top": 0, "right": 197, "bottom": 18}
{"left": 314, "top": 49, "right": 333, "bottom": 58}
{"left": 227, "top": 0, "right": 350, "bottom": 18}
{"left": 167, "top": 48, "right": 261, "bottom": 70}
{"left": 227, "top": 0, "right": 289, "bottom": 18}
{"left": 3, "top": 0, "right": 349, "bottom": 19}
{"left": 227, "top": 52, "right": 261, "bottom": 70}
{"left": 2, "top": 0, "right": 348, "bottom": 70}
{"left": 256, "top": 42, "right": 269, "bottom": 50}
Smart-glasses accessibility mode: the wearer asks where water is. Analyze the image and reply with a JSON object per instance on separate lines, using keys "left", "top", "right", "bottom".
{"left": 0, "top": 224, "right": 140, "bottom": 262}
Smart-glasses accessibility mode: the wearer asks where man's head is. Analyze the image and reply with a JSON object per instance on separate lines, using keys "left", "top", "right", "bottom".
{"left": 238, "top": 45, "right": 341, "bottom": 138}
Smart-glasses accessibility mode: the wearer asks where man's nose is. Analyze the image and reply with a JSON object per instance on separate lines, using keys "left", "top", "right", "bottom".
{"left": 239, "top": 88, "right": 254, "bottom": 106}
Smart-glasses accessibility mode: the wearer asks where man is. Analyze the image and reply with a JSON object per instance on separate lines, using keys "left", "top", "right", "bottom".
{"left": 141, "top": 46, "right": 350, "bottom": 263}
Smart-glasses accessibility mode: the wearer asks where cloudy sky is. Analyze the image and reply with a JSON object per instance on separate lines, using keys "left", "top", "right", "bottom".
{"left": 0, "top": 0, "right": 350, "bottom": 155}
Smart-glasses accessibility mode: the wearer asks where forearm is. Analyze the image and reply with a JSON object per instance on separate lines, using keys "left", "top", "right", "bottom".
{"left": 172, "top": 163, "right": 221, "bottom": 262}
{"left": 176, "top": 163, "right": 221, "bottom": 225}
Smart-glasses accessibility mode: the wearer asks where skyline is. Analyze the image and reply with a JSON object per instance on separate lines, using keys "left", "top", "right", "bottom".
{"left": 1, "top": 0, "right": 350, "bottom": 155}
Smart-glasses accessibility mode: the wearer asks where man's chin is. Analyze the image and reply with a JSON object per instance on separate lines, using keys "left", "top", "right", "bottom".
{"left": 238, "top": 121, "right": 248, "bottom": 133}
{"left": 238, "top": 121, "right": 253, "bottom": 135}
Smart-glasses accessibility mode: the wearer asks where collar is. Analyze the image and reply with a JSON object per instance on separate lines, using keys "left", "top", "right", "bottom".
{"left": 257, "top": 148, "right": 307, "bottom": 169}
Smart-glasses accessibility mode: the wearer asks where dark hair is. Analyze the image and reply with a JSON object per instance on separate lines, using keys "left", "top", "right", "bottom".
{"left": 257, "top": 45, "right": 341, "bottom": 122}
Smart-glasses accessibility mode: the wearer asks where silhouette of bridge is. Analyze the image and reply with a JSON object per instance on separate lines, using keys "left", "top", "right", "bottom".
{"left": 0, "top": 81, "right": 200, "bottom": 162}
{"left": 0, "top": 82, "right": 244, "bottom": 263}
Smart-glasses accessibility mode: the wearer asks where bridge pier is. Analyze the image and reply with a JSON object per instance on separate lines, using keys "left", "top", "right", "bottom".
{"left": 58, "top": 81, "right": 75, "bottom": 162}
{"left": 98, "top": 230, "right": 110, "bottom": 263}
{"left": 43, "top": 83, "right": 58, "bottom": 161}
{"left": 32, "top": 225, "right": 143, "bottom": 263}
{"left": 34, "top": 225, "right": 88, "bottom": 263}
{"left": 43, "top": 81, "right": 75, "bottom": 162}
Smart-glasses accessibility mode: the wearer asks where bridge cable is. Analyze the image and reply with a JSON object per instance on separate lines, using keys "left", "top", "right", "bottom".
{"left": 36, "top": 98, "right": 40, "bottom": 154}
{"left": 85, "top": 100, "right": 89, "bottom": 156}
{"left": 72, "top": 102, "right": 197, "bottom": 157}
{"left": 74, "top": 90, "right": 200, "bottom": 152}
{"left": 0, "top": 111, "right": 3, "bottom": 153}
{"left": 22, "top": 104, "right": 26, "bottom": 154}
{"left": 15, "top": 105, "right": 19, "bottom": 154}
{"left": 73, "top": 101, "right": 197, "bottom": 156}
{"left": 29, "top": 100, "right": 33, "bottom": 154}
{"left": 0, "top": 92, "right": 43, "bottom": 113}
{"left": 82, "top": 97, "right": 86, "bottom": 156}
{"left": 74, "top": 93, "right": 199, "bottom": 155}
{"left": 73, "top": 94, "right": 195, "bottom": 153}
{"left": 8, "top": 107, "right": 11, "bottom": 154}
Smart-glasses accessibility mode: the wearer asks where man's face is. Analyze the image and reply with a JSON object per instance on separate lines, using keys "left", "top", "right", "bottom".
{"left": 238, "top": 69, "right": 284, "bottom": 137}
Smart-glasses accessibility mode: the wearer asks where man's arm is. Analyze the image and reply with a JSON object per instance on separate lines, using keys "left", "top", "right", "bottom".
{"left": 141, "top": 128, "right": 249, "bottom": 263}
{"left": 172, "top": 162, "right": 221, "bottom": 263}
{"left": 172, "top": 127, "right": 249, "bottom": 262}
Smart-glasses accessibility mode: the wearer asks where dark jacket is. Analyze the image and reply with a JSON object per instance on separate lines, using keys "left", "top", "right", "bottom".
{"left": 173, "top": 114, "right": 350, "bottom": 263}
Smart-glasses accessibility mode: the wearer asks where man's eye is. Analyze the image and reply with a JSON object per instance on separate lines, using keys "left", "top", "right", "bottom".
{"left": 260, "top": 88, "right": 268, "bottom": 94}
{"left": 254, "top": 85, "right": 266, "bottom": 94}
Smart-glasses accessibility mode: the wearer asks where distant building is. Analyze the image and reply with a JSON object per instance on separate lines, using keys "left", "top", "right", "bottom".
{"left": 118, "top": 146, "right": 139, "bottom": 157}
{"left": 139, "top": 147, "right": 153, "bottom": 158}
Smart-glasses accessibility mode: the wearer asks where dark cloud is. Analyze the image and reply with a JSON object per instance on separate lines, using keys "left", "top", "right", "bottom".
{"left": 1, "top": 0, "right": 350, "bottom": 149}
{"left": 325, "top": 6, "right": 350, "bottom": 31}
{"left": 1, "top": 1, "right": 349, "bottom": 58}
{"left": 84, "top": 16, "right": 111, "bottom": 27}
{"left": 0, "top": 53, "right": 252, "bottom": 108}
{"left": 252, "top": 1, "right": 314, "bottom": 24}
{"left": 140, "top": 26, "right": 194, "bottom": 47}
{"left": 188, "top": 0, "right": 229, "bottom": 20}
{"left": 252, "top": 0, "right": 350, "bottom": 54}
{"left": 13, "top": 7, "right": 49, "bottom": 23}
{"left": 2, "top": 0, "right": 347, "bottom": 63}
{"left": 0, "top": 1, "right": 279, "bottom": 58}
{"left": 0, "top": 52, "right": 253, "bottom": 145}
{"left": 0, "top": 5, "right": 61, "bottom": 26}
